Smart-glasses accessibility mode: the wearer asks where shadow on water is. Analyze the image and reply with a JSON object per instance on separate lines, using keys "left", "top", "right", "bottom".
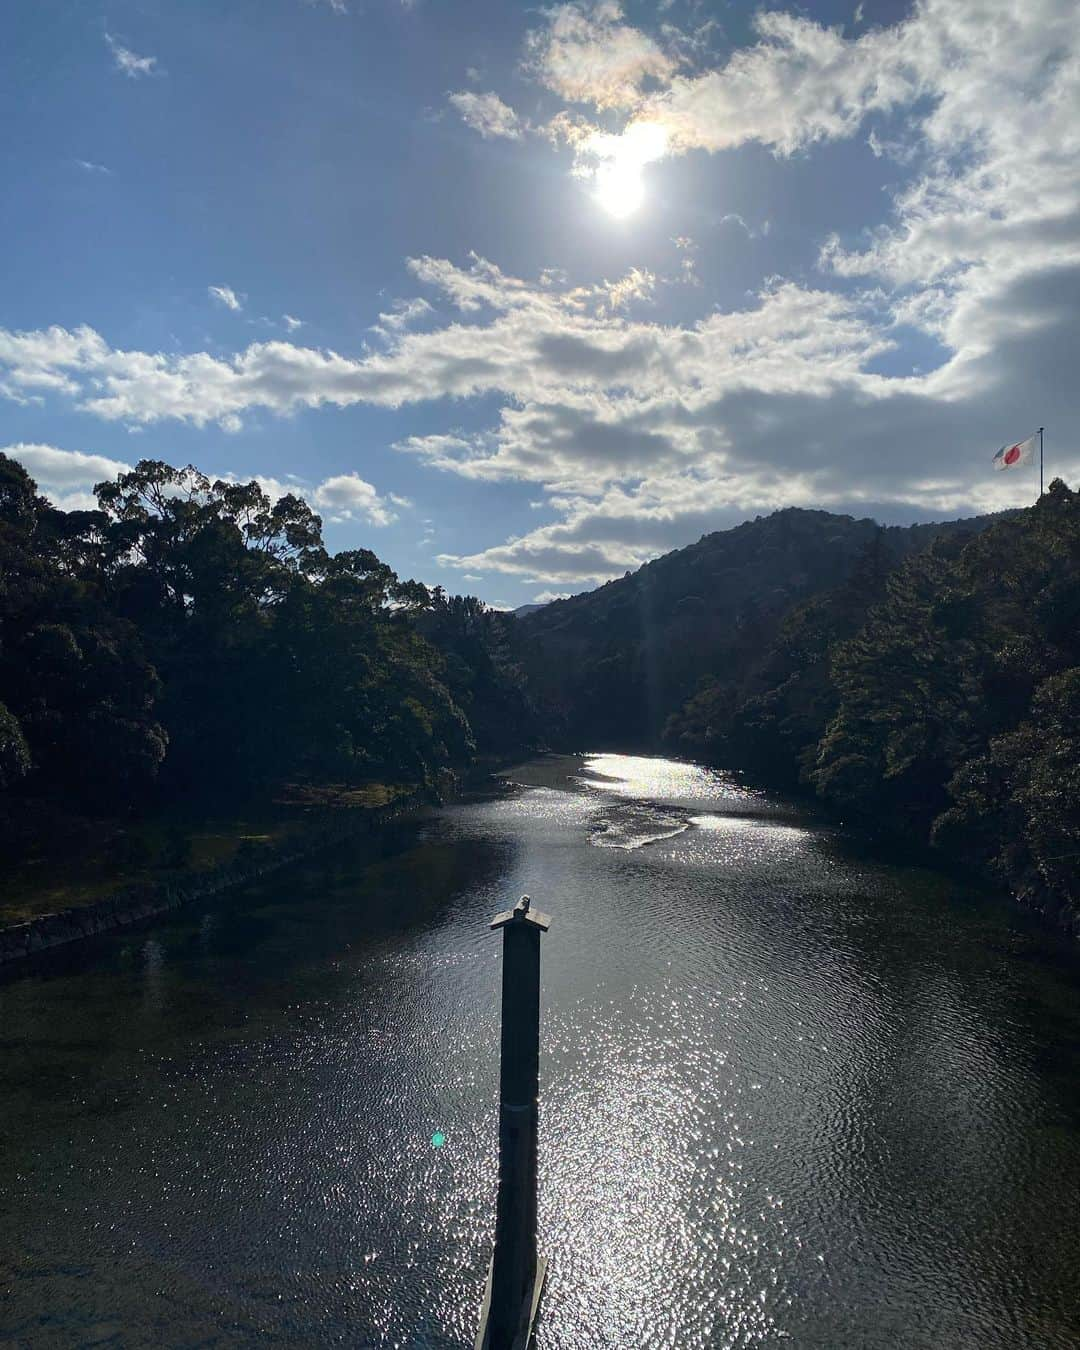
{"left": 1, "top": 755, "right": 1079, "bottom": 1349}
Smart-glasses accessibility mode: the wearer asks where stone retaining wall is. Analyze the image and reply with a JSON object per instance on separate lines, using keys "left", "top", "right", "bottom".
{"left": 0, "top": 788, "right": 433, "bottom": 967}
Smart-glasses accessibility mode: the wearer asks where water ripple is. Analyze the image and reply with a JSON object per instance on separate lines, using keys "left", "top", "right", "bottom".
{"left": 1, "top": 754, "right": 1079, "bottom": 1348}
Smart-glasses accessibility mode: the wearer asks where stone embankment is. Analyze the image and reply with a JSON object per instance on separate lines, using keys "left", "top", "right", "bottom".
{"left": 0, "top": 788, "right": 433, "bottom": 967}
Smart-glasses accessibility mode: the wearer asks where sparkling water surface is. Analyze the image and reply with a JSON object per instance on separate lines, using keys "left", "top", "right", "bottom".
{"left": 2, "top": 754, "right": 1079, "bottom": 1348}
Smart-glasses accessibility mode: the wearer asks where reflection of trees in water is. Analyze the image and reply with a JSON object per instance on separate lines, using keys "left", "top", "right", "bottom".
{"left": 3, "top": 767, "right": 1080, "bottom": 1348}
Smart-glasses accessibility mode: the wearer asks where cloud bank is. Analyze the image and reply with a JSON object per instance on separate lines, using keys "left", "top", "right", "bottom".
{"left": 9, "top": 0, "right": 1080, "bottom": 583}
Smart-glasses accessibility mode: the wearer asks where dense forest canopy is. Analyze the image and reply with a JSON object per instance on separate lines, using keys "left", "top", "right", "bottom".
{"left": 3, "top": 447, "right": 1078, "bottom": 934}
{"left": 517, "top": 506, "right": 998, "bottom": 749}
{"left": 0, "top": 455, "right": 537, "bottom": 852}
{"left": 519, "top": 483, "right": 1080, "bottom": 931}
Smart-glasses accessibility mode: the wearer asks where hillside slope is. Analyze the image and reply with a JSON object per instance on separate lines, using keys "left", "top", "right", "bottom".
{"left": 519, "top": 506, "right": 998, "bottom": 748}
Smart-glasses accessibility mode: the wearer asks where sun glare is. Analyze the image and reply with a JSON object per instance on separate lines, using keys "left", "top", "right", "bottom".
{"left": 592, "top": 122, "right": 669, "bottom": 219}
{"left": 596, "top": 160, "right": 645, "bottom": 218}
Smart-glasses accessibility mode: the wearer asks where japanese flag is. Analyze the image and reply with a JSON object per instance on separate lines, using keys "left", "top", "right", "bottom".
{"left": 992, "top": 434, "right": 1037, "bottom": 471}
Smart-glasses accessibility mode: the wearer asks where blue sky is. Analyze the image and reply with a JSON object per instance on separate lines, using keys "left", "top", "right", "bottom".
{"left": 3, "top": 0, "right": 1077, "bottom": 606}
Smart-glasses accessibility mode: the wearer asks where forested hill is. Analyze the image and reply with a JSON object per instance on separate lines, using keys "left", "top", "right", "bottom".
{"left": 4, "top": 447, "right": 1077, "bottom": 935}
{"left": 518, "top": 506, "right": 998, "bottom": 748}
{"left": 0, "top": 455, "right": 538, "bottom": 871}
{"left": 521, "top": 486, "right": 1080, "bottom": 933}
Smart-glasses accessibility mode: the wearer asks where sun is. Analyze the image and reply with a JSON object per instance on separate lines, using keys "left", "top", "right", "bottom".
{"left": 592, "top": 122, "right": 669, "bottom": 219}
{"left": 596, "top": 159, "right": 646, "bottom": 218}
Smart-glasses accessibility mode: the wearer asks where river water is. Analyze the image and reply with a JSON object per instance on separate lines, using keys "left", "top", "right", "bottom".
{"left": 2, "top": 753, "right": 1080, "bottom": 1349}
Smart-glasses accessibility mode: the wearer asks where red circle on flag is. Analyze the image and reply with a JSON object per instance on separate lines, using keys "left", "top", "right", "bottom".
{"left": 1004, "top": 444, "right": 1021, "bottom": 464}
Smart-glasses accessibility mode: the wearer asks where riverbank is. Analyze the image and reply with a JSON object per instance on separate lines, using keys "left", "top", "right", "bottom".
{"left": 0, "top": 779, "right": 442, "bottom": 967}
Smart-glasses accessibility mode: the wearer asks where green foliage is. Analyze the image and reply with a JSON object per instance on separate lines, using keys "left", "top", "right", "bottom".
{"left": 0, "top": 455, "right": 167, "bottom": 814}
{"left": 526, "top": 486, "right": 1079, "bottom": 923}
{"left": 813, "top": 479, "right": 1080, "bottom": 921}
{"left": 811, "top": 543, "right": 980, "bottom": 829}
{"left": 0, "top": 454, "right": 532, "bottom": 864}
{"left": 522, "top": 506, "right": 989, "bottom": 750}
{"left": 416, "top": 592, "right": 539, "bottom": 756}
{"left": 0, "top": 701, "right": 30, "bottom": 790}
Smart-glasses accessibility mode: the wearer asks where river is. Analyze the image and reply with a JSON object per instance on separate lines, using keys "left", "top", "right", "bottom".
{"left": 2, "top": 753, "right": 1079, "bottom": 1348}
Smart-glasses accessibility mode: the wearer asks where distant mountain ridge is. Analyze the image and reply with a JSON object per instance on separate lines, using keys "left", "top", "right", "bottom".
{"left": 517, "top": 506, "right": 1002, "bottom": 748}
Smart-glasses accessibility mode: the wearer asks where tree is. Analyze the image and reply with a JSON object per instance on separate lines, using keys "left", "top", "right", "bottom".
{"left": 0, "top": 454, "right": 167, "bottom": 814}
{"left": 416, "top": 593, "right": 539, "bottom": 756}
{"left": 812, "top": 542, "right": 982, "bottom": 829}
{"left": 0, "top": 701, "right": 30, "bottom": 790}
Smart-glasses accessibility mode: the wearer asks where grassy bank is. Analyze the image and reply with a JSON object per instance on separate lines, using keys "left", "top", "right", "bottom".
{"left": 0, "top": 781, "right": 416, "bottom": 930}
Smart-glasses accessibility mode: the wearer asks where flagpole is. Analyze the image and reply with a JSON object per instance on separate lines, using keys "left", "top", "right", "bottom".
{"left": 1039, "top": 427, "right": 1044, "bottom": 497}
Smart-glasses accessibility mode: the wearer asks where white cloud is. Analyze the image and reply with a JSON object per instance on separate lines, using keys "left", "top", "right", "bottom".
{"left": 524, "top": 2, "right": 677, "bottom": 110}
{"left": 3, "top": 214, "right": 1078, "bottom": 579}
{"left": 75, "top": 159, "right": 112, "bottom": 175}
{"left": 521, "top": 6, "right": 920, "bottom": 159}
{"left": 0, "top": 445, "right": 409, "bottom": 539}
{"left": 409, "top": 0, "right": 1080, "bottom": 578}
{"left": 436, "top": 451, "right": 1049, "bottom": 586}
{"left": 599, "top": 266, "right": 655, "bottom": 312}
{"left": 219, "top": 471, "right": 297, "bottom": 503}
{"left": 283, "top": 314, "right": 305, "bottom": 331}
{"left": 639, "top": 12, "right": 919, "bottom": 156}
{"left": 225, "top": 470, "right": 402, "bottom": 530}
{"left": 209, "top": 285, "right": 243, "bottom": 312}
{"left": 1, "top": 443, "right": 132, "bottom": 491}
{"left": 532, "top": 590, "right": 571, "bottom": 603}
{"left": 671, "top": 234, "right": 699, "bottom": 285}
{"left": 105, "top": 33, "right": 159, "bottom": 79}
{"left": 0, "top": 443, "right": 133, "bottom": 512}
{"left": 312, "top": 472, "right": 397, "bottom": 526}
{"left": 720, "top": 213, "right": 753, "bottom": 238}
{"left": 373, "top": 297, "right": 434, "bottom": 337}
{"left": 448, "top": 90, "right": 524, "bottom": 140}
{"left": 18, "top": 0, "right": 1067, "bottom": 584}
{"left": 228, "top": 469, "right": 402, "bottom": 529}
{"left": 514, "top": 0, "right": 1078, "bottom": 261}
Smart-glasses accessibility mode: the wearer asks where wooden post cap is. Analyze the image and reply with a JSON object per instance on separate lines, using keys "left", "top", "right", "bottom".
{"left": 490, "top": 895, "right": 552, "bottom": 931}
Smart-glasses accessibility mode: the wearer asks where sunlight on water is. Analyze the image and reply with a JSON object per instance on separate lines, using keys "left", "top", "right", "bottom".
{"left": 578, "top": 752, "right": 759, "bottom": 807}
{"left": 2, "top": 753, "right": 1079, "bottom": 1348}
{"left": 677, "top": 814, "right": 813, "bottom": 868}
{"left": 588, "top": 802, "right": 689, "bottom": 850}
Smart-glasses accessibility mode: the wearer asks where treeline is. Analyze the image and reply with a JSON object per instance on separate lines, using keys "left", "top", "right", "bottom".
{"left": 5, "top": 447, "right": 1077, "bottom": 929}
{"left": 0, "top": 456, "right": 536, "bottom": 855}
{"left": 518, "top": 505, "right": 991, "bottom": 749}
{"left": 666, "top": 481, "right": 1080, "bottom": 927}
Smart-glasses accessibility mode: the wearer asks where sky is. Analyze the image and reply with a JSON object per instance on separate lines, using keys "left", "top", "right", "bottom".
{"left": 2, "top": 0, "right": 1078, "bottom": 607}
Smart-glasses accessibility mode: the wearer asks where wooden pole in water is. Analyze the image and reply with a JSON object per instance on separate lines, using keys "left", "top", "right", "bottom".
{"left": 475, "top": 895, "right": 550, "bottom": 1350}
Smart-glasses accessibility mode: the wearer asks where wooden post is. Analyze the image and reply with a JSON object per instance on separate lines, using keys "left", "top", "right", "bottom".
{"left": 475, "top": 896, "right": 550, "bottom": 1350}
